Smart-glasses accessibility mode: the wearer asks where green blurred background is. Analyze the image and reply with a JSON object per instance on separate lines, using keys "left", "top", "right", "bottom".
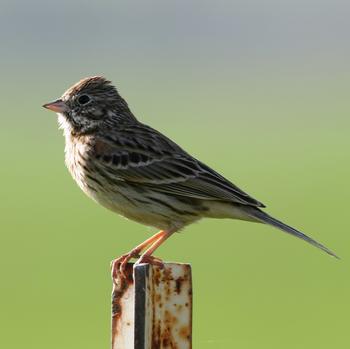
{"left": 1, "top": 1, "right": 349, "bottom": 348}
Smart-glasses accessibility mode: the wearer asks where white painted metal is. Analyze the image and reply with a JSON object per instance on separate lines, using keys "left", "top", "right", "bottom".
{"left": 112, "top": 263, "right": 192, "bottom": 349}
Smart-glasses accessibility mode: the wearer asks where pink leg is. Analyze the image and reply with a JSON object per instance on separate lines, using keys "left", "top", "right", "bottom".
{"left": 111, "top": 230, "right": 166, "bottom": 280}
{"left": 136, "top": 231, "right": 174, "bottom": 265}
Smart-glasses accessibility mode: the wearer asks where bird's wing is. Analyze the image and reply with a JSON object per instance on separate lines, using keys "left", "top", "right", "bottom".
{"left": 92, "top": 124, "right": 265, "bottom": 208}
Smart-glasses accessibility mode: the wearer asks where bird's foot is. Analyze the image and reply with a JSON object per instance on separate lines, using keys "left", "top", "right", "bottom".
{"left": 111, "top": 248, "right": 140, "bottom": 282}
{"left": 135, "top": 254, "right": 164, "bottom": 268}
{"left": 111, "top": 252, "right": 164, "bottom": 284}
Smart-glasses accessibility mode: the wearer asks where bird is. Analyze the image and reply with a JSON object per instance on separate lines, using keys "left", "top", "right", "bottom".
{"left": 43, "top": 76, "right": 337, "bottom": 278}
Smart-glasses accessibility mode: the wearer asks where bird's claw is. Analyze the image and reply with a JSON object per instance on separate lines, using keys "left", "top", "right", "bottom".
{"left": 111, "top": 252, "right": 164, "bottom": 284}
{"left": 136, "top": 255, "right": 164, "bottom": 268}
{"left": 111, "top": 249, "right": 140, "bottom": 282}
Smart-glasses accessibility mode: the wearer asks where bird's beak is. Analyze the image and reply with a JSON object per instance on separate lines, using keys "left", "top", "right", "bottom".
{"left": 42, "top": 99, "right": 68, "bottom": 113}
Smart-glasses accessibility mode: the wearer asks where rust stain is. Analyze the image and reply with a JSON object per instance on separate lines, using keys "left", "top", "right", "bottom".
{"left": 175, "top": 304, "right": 183, "bottom": 312}
{"left": 175, "top": 276, "right": 184, "bottom": 294}
{"left": 153, "top": 266, "right": 161, "bottom": 286}
{"left": 179, "top": 325, "right": 191, "bottom": 340}
{"left": 148, "top": 265, "right": 192, "bottom": 348}
{"left": 163, "top": 267, "right": 172, "bottom": 280}
{"left": 164, "top": 309, "right": 178, "bottom": 326}
{"left": 112, "top": 263, "right": 192, "bottom": 349}
{"left": 111, "top": 263, "right": 133, "bottom": 346}
{"left": 151, "top": 318, "right": 161, "bottom": 349}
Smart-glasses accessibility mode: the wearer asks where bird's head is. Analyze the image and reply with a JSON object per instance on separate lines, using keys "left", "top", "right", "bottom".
{"left": 43, "top": 76, "right": 136, "bottom": 135}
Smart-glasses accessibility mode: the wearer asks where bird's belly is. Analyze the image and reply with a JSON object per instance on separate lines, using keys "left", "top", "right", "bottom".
{"left": 89, "top": 186, "right": 197, "bottom": 231}
{"left": 66, "top": 148, "right": 201, "bottom": 231}
{"left": 70, "top": 169, "right": 138, "bottom": 220}
{"left": 72, "top": 168, "right": 197, "bottom": 231}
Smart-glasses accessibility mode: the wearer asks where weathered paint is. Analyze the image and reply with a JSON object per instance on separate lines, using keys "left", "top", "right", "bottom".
{"left": 112, "top": 263, "right": 135, "bottom": 349}
{"left": 111, "top": 263, "right": 192, "bottom": 349}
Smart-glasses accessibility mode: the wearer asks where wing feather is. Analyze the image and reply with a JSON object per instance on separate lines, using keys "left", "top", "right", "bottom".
{"left": 92, "top": 124, "right": 265, "bottom": 208}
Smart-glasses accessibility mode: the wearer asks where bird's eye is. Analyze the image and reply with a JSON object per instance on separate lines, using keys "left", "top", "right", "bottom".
{"left": 78, "top": 95, "right": 91, "bottom": 105}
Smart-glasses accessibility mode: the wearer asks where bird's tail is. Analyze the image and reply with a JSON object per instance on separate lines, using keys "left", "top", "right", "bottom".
{"left": 243, "top": 207, "right": 339, "bottom": 259}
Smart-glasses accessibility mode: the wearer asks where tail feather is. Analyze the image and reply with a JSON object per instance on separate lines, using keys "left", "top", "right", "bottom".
{"left": 244, "top": 208, "right": 339, "bottom": 259}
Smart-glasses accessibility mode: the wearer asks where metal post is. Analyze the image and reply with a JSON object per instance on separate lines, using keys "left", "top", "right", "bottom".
{"left": 112, "top": 263, "right": 192, "bottom": 349}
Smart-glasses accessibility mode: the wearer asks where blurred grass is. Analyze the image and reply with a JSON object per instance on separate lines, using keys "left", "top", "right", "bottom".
{"left": 0, "top": 73, "right": 349, "bottom": 349}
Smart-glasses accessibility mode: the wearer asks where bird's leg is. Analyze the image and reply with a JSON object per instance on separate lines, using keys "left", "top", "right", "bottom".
{"left": 135, "top": 231, "right": 174, "bottom": 266}
{"left": 111, "top": 230, "right": 166, "bottom": 281}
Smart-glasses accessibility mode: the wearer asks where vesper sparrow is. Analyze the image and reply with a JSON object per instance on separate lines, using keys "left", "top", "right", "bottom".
{"left": 43, "top": 76, "right": 337, "bottom": 277}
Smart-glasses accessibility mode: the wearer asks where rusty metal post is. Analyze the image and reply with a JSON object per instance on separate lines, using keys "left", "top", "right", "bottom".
{"left": 112, "top": 264, "right": 135, "bottom": 349}
{"left": 112, "top": 263, "right": 192, "bottom": 349}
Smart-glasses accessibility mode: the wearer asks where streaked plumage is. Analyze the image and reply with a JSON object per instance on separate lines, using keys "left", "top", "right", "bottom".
{"left": 43, "top": 76, "right": 337, "bottom": 276}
